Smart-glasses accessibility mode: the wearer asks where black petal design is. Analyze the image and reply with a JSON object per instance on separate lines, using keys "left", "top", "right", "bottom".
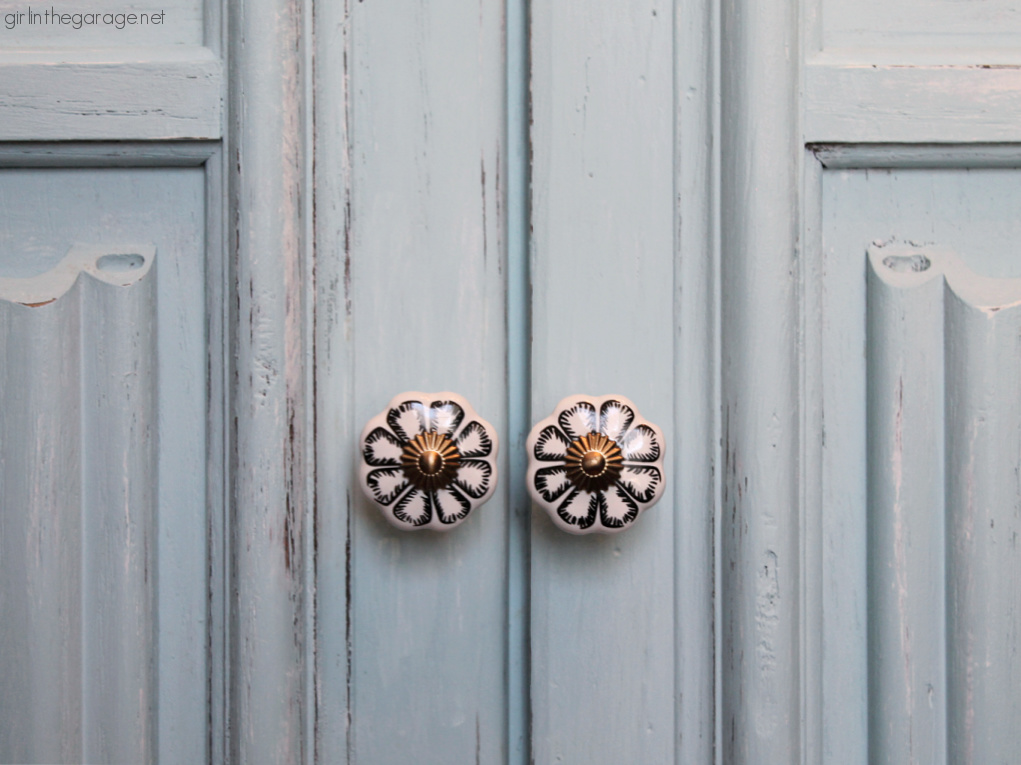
{"left": 533, "top": 466, "right": 573, "bottom": 503}
{"left": 455, "top": 420, "right": 493, "bottom": 458}
{"left": 393, "top": 489, "right": 432, "bottom": 527}
{"left": 558, "top": 401, "right": 598, "bottom": 441}
{"left": 619, "top": 424, "right": 661, "bottom": 463}
{"left": 533, "top": 424, "right": 571, "bottom": 461}
{"left": 363, "top": 427, "right": 404, "bottom": 466}
{"left": 599, "top": 399, "right": 635, "bottom": 442}
{"left": 428, "top": 399, "right": 464, "bottom": 436}
{"left": 433, "top": 486, "right": 472, "bottom": 524}
{"left": 453, "top": 459, "right": 492, "bottom": 499}
{"left": 616, "top": 465, "right": 662, "bottom": 503}
{"left": 601, "top": 484, "right": 639, "bottom": 529}
{"left": 366, "top": 467, "right": 410, "bottom": 506}
{"left": 556, "top": 488, "right": 598, "bottom": 530}
{"left": 387, "top": 401, "right": 427, "bottom": 442}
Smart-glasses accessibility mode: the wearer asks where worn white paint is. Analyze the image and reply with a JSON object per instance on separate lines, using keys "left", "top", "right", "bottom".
{"left": 228, "top": 0, "right": 311, "bottom": 760}
{"left": 0, "top": 49, "right": 222, "bottom": 141}
{"left": 325, "top": 0, "right": 510, "bottom": 759}
{"left": 720, "top": 0, "right": 801, "bottom": 758}
{"left": 807, "top": 159, "right": 1021, "bottom": 764}
{"left": 0, "top": 246, "right": 158, "bottom": 763}
{"left": 310, "top": 0, "right": 353, "bottom": 760}
{"left": 5, "top": 0, "right": 1021, "bottom": 762}
{"left": 0, "top": 267, "right": 83, "bottom": 765}
{"left": 0, "top": 158, "right": 211, "bottom": 764}
{"left": 866, "top": 245, "right": 947, "bottom": 765}
{"left": 530, "top": 0, "right": 679, "bottom": 760}
{"left": 805, "top": 62, "right": 1021, "bottom": 144}
{"left": 945, "top": 278, "right": 1021, "bottom": 765}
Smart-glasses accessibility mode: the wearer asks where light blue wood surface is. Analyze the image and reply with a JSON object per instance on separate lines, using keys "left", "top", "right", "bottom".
{"left": 530, "top": 1, "right": 679, "bottom": 761}
{"left": 808, "top": 161, "right": 1021, "bottom": 764}
{"left": 5, "top": 1, "right": 1021, "bottom": 763}
{"left": 721, "top": 0, "right": 802, "bottom": 758}
{"left": 0, "top": 172, "right": 208, "bottom": 764}
{"left": 310, "top": 0, "right": 511, "bottom": 761}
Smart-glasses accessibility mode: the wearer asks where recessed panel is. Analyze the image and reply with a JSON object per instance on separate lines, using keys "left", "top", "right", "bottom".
{"left": 0, "top": 166, "right": 208, "bottom": 763}
{"left": 818, "top": 166, "right": 1021, "bottom": 764}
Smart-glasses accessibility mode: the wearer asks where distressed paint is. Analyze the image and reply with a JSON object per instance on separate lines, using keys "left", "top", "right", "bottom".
{"left": 81, "top": 248, "right": 159, "bottom": 765}
{"left": 0, "top": 52, "right": 223, "bottom": 141}
{"left": 674, "top": 0, "right": 719, "bottom": 756}
{"left": 0, "top": 159, "right": 211, "bottom": 764}
{"left": 310, "top": 0, "right": 353, "bottom": 760}
{"left": 805, "top": 62, "right": 1021, "bottom": 145}
{"left": 529, "top": 0, "right": 677, "bottom": 761}
{"left": 228, "top": 0, "right": 311, "bottom": 761}
{"left": 811, "top": 160, "right": 1021, "bottom": 765}
{"left": 341, "top": 0, "right": 510, "bottom": 760}
{"left": 945, "top": 280, "right": 1021, "bottom": 765}
{"left": 0, "top": 247, "right": 158, "bottom": 763}
{"left": 8, "top": 0, "right": 1021, "bottom": 762}
{"left": 865, "top": 246, "right": 1021, "bottom": 765}
{"left": 866, "top": 246, "right": 947, "bottom": 765}
{"left": 0, "top": 270, "right": 83, "bottom": 765}
{"left": 721, "top": 0, "right": 801, "bottom": 758}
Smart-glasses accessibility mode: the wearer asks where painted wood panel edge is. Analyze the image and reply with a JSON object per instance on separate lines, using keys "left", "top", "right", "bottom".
{"left": 805, "top": 64, "right": 1021, "bottom": 144}
{"left": 0, "top": 243, "right": 155, "bottom": 303}
{"left": 506, "top": 0, "right": 532, "bottom": 761}
{"left": 800, "top": 150, "right": 825, "bottom": 765}
{"left": 0, "top": 140, "right": 218, "bottom": 167}
{"left": 204, "top": 143, "right": 230, "bottom": 765}
{"left": 721, "top": 0, "right": 802, "bottom": 759}
{"left": 675, "top": 0, "right": 719, "bottom": 760}
{"left": 0, "top": 57, "right": 223, "bottom": 141}
{"left": 228, "top": 0, "right": 312, "bottom": 761}
{"left": 811, "top": 143, "right": 1021, "bottom": 169}
{"left": 311, "top": 0, "right": 352, "bottom": 761}
{"left": 0, "top": 44, "right": 219, "bottom": 65}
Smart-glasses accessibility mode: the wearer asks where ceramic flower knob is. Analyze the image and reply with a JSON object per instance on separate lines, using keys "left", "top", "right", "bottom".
{"left": 359, "top": 392, "right": 499, "bottom": 530}
{"left": 526, "top": 395, "right": 665, "bottom": 534}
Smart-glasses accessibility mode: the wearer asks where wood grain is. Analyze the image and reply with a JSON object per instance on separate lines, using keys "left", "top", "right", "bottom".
{"left": 530, "top": 1, "right": 678, "bottom": 761}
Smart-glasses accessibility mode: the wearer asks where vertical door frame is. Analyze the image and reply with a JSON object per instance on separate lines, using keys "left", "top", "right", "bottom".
{"left": 227, "top": 0, "right": 316, "bottom": 761}
{"left": 719, "top": 0, "right": 803, "bottom": 763}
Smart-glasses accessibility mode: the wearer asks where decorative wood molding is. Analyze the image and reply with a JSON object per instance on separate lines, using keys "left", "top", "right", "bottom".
{"left": 228, "top": 0, "right": 312, "bottom": 760}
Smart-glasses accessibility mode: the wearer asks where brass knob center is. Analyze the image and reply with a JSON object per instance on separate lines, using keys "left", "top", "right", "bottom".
{"left": 418, "top": 450, "right": 443, "bottom": 476}
{"left": 401, "top": 431, "right": 461, "bottom": 491}
{"left": 581, "top": 450, "right": 606, "bottom": 476}
{"left": 564, "top": 431, "right": 624, "bottom": 493}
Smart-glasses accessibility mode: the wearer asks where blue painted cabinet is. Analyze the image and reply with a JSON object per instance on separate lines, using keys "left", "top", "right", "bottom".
{"left": 2, "top": 0, "right": 1021, "bottom": 763}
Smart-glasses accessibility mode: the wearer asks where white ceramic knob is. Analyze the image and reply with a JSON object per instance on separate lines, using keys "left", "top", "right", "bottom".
{"left": 526, "top": 394, "right": 665, "bottom": 534}
{"left": 359, "top": 392, "right": 499, "bottom": 531}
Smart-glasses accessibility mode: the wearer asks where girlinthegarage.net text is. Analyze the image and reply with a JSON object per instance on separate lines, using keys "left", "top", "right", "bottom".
{"left": 5, "top": 7, "right": 166, "bottom": 29}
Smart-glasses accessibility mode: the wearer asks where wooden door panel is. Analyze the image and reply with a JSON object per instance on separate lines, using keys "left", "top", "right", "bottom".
{"left": 313, "top": 0, "right": 510, "bottom": 761}
{"left": 529, "top": 1, "right": 714, "bottom": 762}
{"left": 807, "top": 163, "right": 1021, "bottom": 764}
{"left": 0, "top": 165, "right": 212, "bottom": 763}
{"left": 791, "top": 0, "right": 1021, "bottom": 759}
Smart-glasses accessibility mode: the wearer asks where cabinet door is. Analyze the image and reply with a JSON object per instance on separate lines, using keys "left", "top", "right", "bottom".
{"left": 5, "top": 0, "right": 1021, "bottom": 762}
{"left": 794, "top": 4, "right": 1021, "bottom": 764}
{"left": 0, "top": 4, "right": 224, "bottom": 764}
{"left": 313, "top": 1, "right": 715, "bottom": 763}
